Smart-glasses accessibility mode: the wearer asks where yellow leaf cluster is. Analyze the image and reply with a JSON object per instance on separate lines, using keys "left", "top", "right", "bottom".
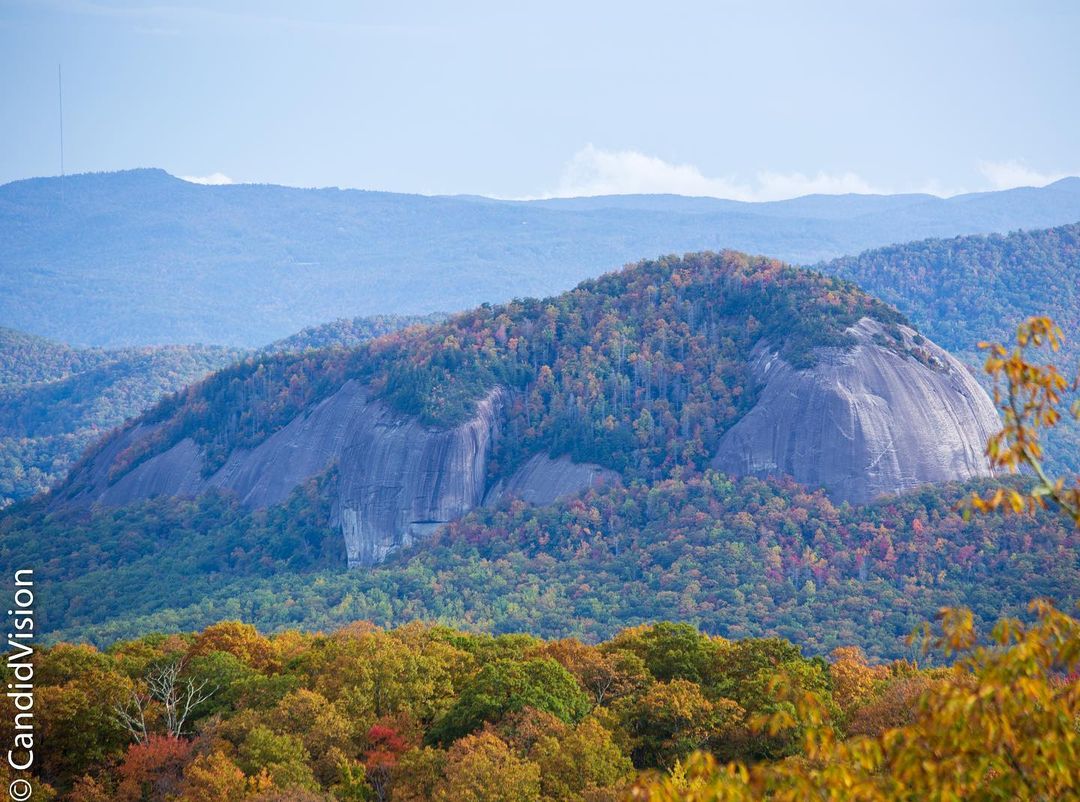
{"left": 970, "top": 316, "right": 1080, "bottom": 527}
{"left": 630, "top": 600, "right": 1080, "bottom": 801}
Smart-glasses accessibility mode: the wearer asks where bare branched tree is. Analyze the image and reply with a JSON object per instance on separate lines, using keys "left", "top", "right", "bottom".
{"left": 113, "top": 687, "right": 150, "bottom": 745}
{"left": 113, "top": 660, "right": 217, "bottom": 743}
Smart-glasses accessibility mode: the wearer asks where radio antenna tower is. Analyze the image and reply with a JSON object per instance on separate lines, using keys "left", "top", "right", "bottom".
{"left": 58, "top": 64, "right": 65, "bottom": 203}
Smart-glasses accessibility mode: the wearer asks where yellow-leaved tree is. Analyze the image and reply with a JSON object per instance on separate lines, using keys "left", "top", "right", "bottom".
{"left": 629, "top": 600, "right": 1080, "bottom": 801}
{"left": 971, "top": 315, "right": 1080, "bottom": 524}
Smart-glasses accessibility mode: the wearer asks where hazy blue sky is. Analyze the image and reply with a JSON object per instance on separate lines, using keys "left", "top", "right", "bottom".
{"left": 1, "top": 0, "right": 1077, "bottom": 199}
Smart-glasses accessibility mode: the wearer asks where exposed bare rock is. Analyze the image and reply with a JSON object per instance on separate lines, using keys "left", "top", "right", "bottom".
{"left": 101, "top": 436, "right": 205, "bottom": 504}
{"left": 60, "top": 381, "right": 508, "bottom": 567}
{"left": 51, "top": 422, "right": 202, "bottom": 508}
{"left": 208, "top": 382, "right": 372, "bottom": 509}
{"left": 712, "top": 318, "right": 1000, "bottom": 503}
{"left": 333, "top": 386, "right": 506, "bottom": 567}
{"left": 483, "top": 453, "right": 617, "bottom": 508}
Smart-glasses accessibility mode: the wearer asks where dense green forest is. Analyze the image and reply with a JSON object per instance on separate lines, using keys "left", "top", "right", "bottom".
{"left": 6, "top": 596, "right": 1078, "bottom": 801}
{"left": 6, "top": 470, "right": 1076, "bottom": 659}
{"left": 0, "top": 316, "right": 436, "bottom": 507}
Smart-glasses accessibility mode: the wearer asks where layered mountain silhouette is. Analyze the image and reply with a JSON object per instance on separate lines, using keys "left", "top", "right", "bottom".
{"left": 4, "top": 168, "right": 1080, "bottom": 346}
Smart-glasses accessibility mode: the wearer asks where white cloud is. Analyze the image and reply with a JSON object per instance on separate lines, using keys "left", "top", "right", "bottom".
{"left": 977, "top": 160, "right": 1072, "bottom": 191}
{"left": 180, "top": 172, "right": 234, "bottom": 186}
{"left": 554, "top": 144, "right": 750, "bottom": 199}
{"left": 542, "top": 144, "right": 886, "bottom": 202}
{"left": 753, "top": 169, "right": 881, "bottom": 200}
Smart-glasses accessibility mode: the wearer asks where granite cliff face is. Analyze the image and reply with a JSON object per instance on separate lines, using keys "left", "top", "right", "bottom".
{"left": 484, "top": 454, "right": 618, "bottom": 508}
{"left": 712, "top": 317, "right": 1000, "bottom": 503}
{"left": 60, "top": 381, "right": 612, "bottom": 566}
{"left": 332, "top": 385, "right": 505, "bottom": 567}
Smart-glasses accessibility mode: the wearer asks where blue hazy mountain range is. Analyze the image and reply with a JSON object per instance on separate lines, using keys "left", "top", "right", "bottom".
{"left": 3, "top": 168, "right": 1080, "bottom": 347}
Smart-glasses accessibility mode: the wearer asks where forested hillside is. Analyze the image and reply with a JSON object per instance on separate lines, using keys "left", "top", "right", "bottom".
{"left": 822, "top": 222, "right": 1080, "bottom": 365}
{"left": 97, "top": 251, "right": 902, "bottom": 489}
{"left": 7, "top": 588, "right": 1078, "bottom": 801}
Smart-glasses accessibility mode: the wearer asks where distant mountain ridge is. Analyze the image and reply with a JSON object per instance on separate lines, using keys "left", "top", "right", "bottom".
{"left": 820, "top": 221, "right": 1080, "bottom": 364}
{"left": 0, "top": 327, "right": 241, "bottom": 507}
{"left": 3, "top": 168, "right": 1080, "bottom": 347}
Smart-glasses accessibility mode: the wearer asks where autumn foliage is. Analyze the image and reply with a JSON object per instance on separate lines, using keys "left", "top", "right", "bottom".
{"left": 630, "top": 600, "right": 1080, "bottom": 801}
{"left": 1, "top": 603, "right": 1075, "bottom": 801}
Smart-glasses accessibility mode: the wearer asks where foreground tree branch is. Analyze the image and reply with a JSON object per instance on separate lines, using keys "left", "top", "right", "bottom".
{"left": 970, "top": 315, "right": 1080, "bottom": 526}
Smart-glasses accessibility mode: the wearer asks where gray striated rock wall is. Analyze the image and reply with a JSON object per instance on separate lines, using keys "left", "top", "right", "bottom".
{"left": 208, "top": 382, "right": 375, "bottom": 509}
{"left": 53, "top": 422, "right": 200, "bottom": 508}
{"left": 712, "top": 317, "right": 1000, "bottom": 503}
{"left": 62, "top": 381, "right": 509, "bottom": 567}
{"left": 333, "top": 387, "right": 506, "bottom": 567}
{"left": 101, "top": 436, "right": 206, "bottom": 504}
{"left": 483, "top": 453, "right": 617, "bottom": 508}
{"left": 58, "top": 380, "right": 618, "bottom": 567}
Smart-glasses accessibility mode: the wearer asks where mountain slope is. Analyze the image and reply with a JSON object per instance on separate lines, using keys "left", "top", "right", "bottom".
{"left": 6, "top": 252, "right": 1075, "bottom": 654}
{"left": 0, "top": 314, "right": 436, "bottom": 506}
{"left": 5, "top": 169, "right": 1080, "bottom": 346}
